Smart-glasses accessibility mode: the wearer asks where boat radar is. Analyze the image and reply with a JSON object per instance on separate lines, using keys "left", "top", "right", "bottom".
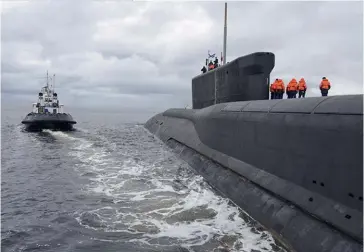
{"left": 21, "top": 71, "right": 76, "bottom": 131}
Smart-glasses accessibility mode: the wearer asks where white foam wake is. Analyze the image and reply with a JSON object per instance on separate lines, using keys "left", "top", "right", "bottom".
{"left": 52, "top": 126, "right": 285, "bottom": 252}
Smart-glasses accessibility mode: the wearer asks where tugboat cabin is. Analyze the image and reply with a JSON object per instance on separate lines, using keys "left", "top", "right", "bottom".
{"left": 32, "top": 86, "right": 64, "bottom": 114}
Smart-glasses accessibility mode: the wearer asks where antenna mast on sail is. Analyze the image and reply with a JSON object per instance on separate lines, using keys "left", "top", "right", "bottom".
{"left": 223, "top": 2, "right": 227, "bottom": 65}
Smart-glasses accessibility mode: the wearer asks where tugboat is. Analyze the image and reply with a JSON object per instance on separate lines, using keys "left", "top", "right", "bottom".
{"left": 21, "top": 71, "right": 77, "bottom": 131}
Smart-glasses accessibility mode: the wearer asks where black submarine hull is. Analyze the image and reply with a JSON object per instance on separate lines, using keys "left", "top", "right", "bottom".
{"left": 21, "top": 113, "right": 76, "bottom": 131}
{"left": 145, "top": 95, "right": 363, "bottom": 252}
{"left": 145, "top": 52, "right": 363, "bottom": 251}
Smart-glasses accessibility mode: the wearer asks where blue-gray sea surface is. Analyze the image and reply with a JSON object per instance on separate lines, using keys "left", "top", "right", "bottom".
{"left": 2, "top": 110, "right": 286, "bottom": 252}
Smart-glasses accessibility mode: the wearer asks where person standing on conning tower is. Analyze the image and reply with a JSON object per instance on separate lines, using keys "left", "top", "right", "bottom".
{"left": 298, "top": 78, "right": 307, "bottom": 98}
{"left": 208, "top": 61, "right": 215, "bottom": 71}
{"left": 320, "top": 77, "right": 331, "bottom": 96}
{"left": 275, "top": 79, "right": 285, "bottom": 99}
{"left": 286, "top": 78, "right": 298, "bottom": 99}
{"left": 270, "top": 79, "right": 278, "bottom": 99}
{"left": 201, "top": 65, "right": 207, "bottom": 74}
{"left": 214, "top": 57, "right": 219, "bottom": 68}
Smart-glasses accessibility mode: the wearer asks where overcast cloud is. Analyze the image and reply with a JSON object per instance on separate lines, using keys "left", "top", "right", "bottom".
{"left": 1, "top": 0, "right": 363, "bottom": 116}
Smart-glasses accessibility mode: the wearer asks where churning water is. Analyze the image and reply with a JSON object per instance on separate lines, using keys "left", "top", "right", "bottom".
{"left": 2, "top": 113, "right": 286, "bottom": 252}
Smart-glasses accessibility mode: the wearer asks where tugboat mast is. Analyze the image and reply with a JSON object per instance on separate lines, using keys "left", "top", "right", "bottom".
{"left": 42, "top": 71, "right": 56, "bottom": 100}
{"left": 53, "top": 74, "right": 56, "bottom": 93}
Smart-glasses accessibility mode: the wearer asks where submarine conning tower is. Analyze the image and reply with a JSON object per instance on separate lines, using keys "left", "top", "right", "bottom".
{"left": 192, "top": 52, "right": 275, "bottom": 109}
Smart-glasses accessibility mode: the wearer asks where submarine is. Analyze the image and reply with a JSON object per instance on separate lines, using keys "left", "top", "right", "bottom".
{"left": 144, "top": 4, "right": 362, "bottom": 250}
{"left": 145, "top": 51, "right": 363, "bottom": 252}
{"left": 144, "top": 3, "right": 363, "bottom": 252}
{"left": 21, "top": 72, "right": 77, "bottom": 131}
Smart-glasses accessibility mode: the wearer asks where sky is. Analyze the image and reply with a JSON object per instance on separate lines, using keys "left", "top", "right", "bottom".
{"left": 1, "top": 0, "right": 363, "bottom": 118}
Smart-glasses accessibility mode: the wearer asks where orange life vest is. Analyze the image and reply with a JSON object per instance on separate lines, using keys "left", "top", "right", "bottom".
{"left": 270, "top": 81, "right": 278, "bottom": 92}
{"left": 298, "top": 78, "right": 307, "bottom": 91}
{"left": 275, "top": 79, "right": 285, "bottom": 92}
{"left": 287, "top": 79, "right": 298, "bottom": 91}
{"left": 320, "top": 79, "right": 331, "bottom": 90}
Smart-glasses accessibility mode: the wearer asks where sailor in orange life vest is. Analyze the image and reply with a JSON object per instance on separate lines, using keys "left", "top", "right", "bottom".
{"left": 320, "top": 77, "right": 331, "bottom": 96}
{"left": 274, "top": 79, "right": 285, "bottom": 99}
{"left": 298, "top": 78, "right": 307, "bottom": 98}
{"left": 270, "top": 80, "right": 277, "bottom": 99}
{"left": 286, "top": 78, "right": 298, "bottom": 99}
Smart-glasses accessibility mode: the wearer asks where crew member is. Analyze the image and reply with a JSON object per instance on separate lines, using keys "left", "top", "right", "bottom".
{"left": 298, "top": 78, "right": 307, "bottom": 98}
{"left": 270, "top": 80, "right": 277, "bottom": 99}
{"left": 214, "top": 57, "right": 219, "bottom": 68}
{"left": 320, "top": 77, "right": 331, "bottom": 96}
{"left": 275, "top": 79, "right": 285, "bottom": 99}
{"left": 201, "top": 65, "right": 207, "bottom": 73}
{"left": 208, "top": 61, "right": 214, "bottom": 71}
{"left": 286, "top": 78, "right": 298, "bottom": 98}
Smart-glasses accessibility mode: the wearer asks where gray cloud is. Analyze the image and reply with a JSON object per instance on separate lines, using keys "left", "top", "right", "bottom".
{"left": 1, "top": 0, "right": 363, "bottom": 119}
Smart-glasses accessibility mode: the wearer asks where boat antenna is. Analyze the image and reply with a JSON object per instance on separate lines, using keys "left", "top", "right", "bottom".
{"left": 46, "top": 70, "right": 49, "bottom": 89}
{"left": 53, "top": 74, "right": 56, "bottom": 92}
{"left": 223, "top": 2, "right": 227, "bottom": 65}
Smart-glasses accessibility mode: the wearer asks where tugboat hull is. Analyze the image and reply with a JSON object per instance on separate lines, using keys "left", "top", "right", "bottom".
{"left": 21, "top": 113, "right": 76, "bottom": 131}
